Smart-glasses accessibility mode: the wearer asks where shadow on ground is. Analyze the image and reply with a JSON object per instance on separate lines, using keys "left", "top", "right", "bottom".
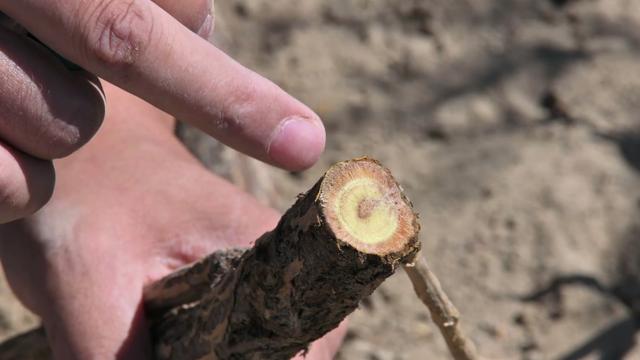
{"left": 519, "top": 222, "right": 640, "bottom": 359}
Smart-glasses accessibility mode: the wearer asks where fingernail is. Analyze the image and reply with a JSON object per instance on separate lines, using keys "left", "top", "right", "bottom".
{"left": 197, "top": 14, "right": 213, "bottom": 39}
{"left": 267, "top": 115, "right": 326, "bottom": 171}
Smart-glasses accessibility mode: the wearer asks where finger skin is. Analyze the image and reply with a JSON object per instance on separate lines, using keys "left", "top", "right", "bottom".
{"left": 0, "top": 217, "right": 152, "bottom": 360}
{"left": 0, "top": 26, "right": 105, "bottom": 159}
{"left": 0, "top": 0, "right": 325, "bottom": 171}
{"left": 0, "top": 141, "right": 54, "bottom": 224}
{"left": 298, "top": 321, "right": 349, "bottom": 360}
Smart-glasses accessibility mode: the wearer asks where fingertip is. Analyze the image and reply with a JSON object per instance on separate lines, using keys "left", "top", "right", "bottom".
{"left": 197, "top": 14, "right": 213, "bottom": 38}
{"left": 266, "top": 115, "right": 326, "bottom": 171}
{"left": 152, "top": 0, "right": 213, "bottom": 37}
{"left": 0, "top": 145, "right": 55, "bottom": 224}
{"left": 46, "top": 73, "right": 106, "bottom": 159}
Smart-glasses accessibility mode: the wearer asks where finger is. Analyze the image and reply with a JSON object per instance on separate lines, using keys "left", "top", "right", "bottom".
{"left": 152, "top": 0, "right": 214, "bottom": 37}
{"left": 0, "top": 141, "right": 54, "bottom": 224}
{"left": 1, "top": 0, "right": 325, "bottom": 171}
{"left": 0, "top": 218, "right": 152, "bottom": 359}
{"left": 143, "top": 165, "right": 283, "bottom": 275}
{"left": 297, "top": 320, "right": 348, "bottom": 360}
{"left": 0, "top": 25, "right": 105, "bottom": 159}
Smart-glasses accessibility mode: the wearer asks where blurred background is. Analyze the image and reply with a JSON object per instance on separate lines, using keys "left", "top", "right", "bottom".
{"left": 3, "top": 0, "right": 640, "bottom": 359}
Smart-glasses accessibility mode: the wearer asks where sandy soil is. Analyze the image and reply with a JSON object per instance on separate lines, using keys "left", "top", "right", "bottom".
{"left": 3, "top": 0, "right": 640, "bottom": 359}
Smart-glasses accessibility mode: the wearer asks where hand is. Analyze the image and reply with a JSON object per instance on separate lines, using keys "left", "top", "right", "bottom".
{"left": 0, "top": 0, "right": 325, "bottom": 223}
{"left": 0, "top": 82, "right": 344, "bottom": 359}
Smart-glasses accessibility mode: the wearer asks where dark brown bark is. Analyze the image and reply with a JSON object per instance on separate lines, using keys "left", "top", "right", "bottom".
{"left": 0, "top": 327, "right": 50, "bottom": 360}
{"left": 151, "top": 158, "right": 420, "bottom": 359}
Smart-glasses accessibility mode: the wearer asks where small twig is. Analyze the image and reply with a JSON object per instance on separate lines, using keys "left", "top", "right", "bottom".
{"left": 403, "top": 254, "right": 479, "bottom": 360}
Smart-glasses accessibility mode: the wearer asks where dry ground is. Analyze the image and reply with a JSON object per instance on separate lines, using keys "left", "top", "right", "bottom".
{"left": 3, "top": 1, "right": 640, "bottom": 359}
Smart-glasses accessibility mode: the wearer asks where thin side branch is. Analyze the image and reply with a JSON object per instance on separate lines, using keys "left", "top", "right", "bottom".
{"left": 403, "top": 255, "right": 479, "bottom": 360}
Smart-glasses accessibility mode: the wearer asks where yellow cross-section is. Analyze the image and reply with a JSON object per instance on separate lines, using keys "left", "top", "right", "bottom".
{"left": 334, "top": 177, "right": 398, "bottom": 245}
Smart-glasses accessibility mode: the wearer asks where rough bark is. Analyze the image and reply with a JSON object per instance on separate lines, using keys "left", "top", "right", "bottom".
{"left": 0, "top": 158, "right": 421, "bottom": 360}
{"left": 0, "top": 327, "right": 50, "bottom": 360}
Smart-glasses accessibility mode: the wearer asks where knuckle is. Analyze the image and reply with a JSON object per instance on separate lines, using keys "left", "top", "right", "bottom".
{"left": 82, "top": 0, "right": 154, "bottom": 71}
{"left": 220, "top": 80, "right": 263, "bottom": 128}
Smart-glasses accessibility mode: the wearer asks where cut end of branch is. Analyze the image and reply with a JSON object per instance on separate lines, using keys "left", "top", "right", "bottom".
{"left": 319, "top": 157, "right": 420, "bottom": 256}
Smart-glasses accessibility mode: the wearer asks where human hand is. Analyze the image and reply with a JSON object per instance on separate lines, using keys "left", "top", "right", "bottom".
{"left": 0, "top": 0, "right": 325, "bottom": 223}
{"left": 0, "top": 82, "right": 343, "bottom": 359}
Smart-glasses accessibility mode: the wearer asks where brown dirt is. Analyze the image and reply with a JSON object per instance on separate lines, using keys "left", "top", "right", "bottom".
{"left": 4, "top": 0, "right": 640, "bottom": 359}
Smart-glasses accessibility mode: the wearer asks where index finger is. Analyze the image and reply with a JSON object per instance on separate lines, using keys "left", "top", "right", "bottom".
{"left": 0, "top": 0, "right": 325, "bottom": 171}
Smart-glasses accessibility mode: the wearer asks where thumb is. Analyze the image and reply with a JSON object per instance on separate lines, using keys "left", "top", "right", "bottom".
{"left": 0, "top": 218, "right": 152, "bottom": 359}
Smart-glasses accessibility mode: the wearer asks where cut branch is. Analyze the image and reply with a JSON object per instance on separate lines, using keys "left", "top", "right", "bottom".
{"left": 0, "top": 158, "right": 421, "bottom": 360}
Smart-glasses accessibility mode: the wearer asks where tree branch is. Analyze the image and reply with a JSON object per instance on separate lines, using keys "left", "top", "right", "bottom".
{"left": 0, "top": 158, "right": 422, "bottom": 360}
